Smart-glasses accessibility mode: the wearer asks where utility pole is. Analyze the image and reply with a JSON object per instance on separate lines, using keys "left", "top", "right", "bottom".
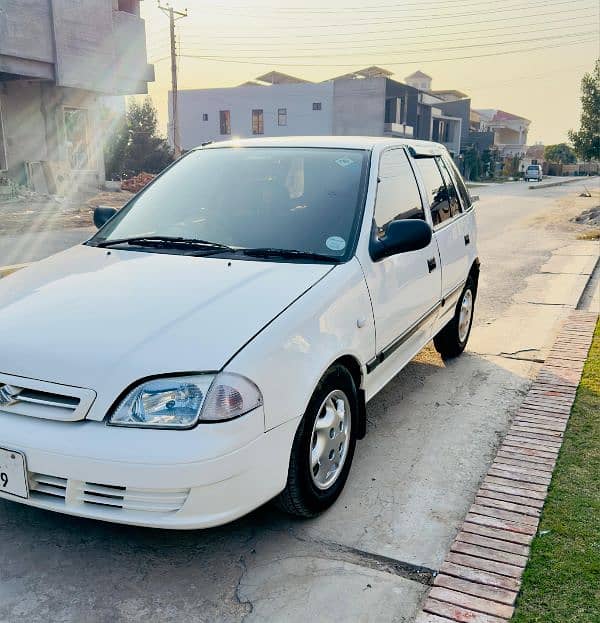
{"left": 158, "top": 2, "right": 187, "bottom": 158}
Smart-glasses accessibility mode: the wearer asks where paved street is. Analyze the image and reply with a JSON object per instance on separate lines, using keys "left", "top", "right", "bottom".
{"left": 0, "top": 179, "right": 598, "bottom": 623}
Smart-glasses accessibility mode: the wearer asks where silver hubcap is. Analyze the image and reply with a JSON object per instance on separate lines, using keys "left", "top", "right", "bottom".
{"left": 310, "top": 390, "right": 351, "bottom": 490}
{"left": 458, "top": 289, "right": 473, "bottom": 343}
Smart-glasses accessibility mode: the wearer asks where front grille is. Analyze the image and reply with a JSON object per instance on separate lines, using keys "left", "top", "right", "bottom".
{"left": 28, "top": 472, "right": 189, "bottom": 515}
{"left": 0, "top": 373, "right": 95, "bottom": 422}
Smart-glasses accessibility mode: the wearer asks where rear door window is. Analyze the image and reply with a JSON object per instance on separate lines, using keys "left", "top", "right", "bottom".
{"left": 444, "top": 155, "right": 472, "bottom": 211}
{"left": 436, "top": 157, "right": 462, "bottom": 217}
{"left": 414, "top": 157, "right": 452, "bottom": 227}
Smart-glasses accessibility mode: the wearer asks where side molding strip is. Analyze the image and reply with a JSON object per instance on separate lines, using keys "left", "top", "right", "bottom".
{"left": 366, "top": 301, "right": 442, "bottom": 374}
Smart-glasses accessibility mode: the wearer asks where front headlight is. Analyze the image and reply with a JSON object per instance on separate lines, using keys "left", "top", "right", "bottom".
{"left": 108, "top": 373, "right": 263, "bottom": 429}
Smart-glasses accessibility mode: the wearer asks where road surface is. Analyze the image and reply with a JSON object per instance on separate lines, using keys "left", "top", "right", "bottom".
{"left": 0, "top": 179, "right": 598, "bottom": 623}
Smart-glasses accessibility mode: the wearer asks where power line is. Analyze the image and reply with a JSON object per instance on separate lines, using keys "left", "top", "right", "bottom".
{"left": 206, "top": 0, "right": 593, "bottom": 12}
{"left": 180, "top": 30, "right": 597, "bottom": 60}
{"left": 185, "top": 0, "right": 594, "bottom": 29}
{"left": 173, "top": 16, "right": 596, "bottom": 53}
{"left": 175, "top": 7, "right": 598, "bottom": 40}
{"left": 159, "top": 37, "right": 596, "bottom": 68}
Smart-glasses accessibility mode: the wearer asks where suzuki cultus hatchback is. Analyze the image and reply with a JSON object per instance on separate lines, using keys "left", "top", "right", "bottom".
{"left": 0, "top": 137, "right": 479, "bottom": 528}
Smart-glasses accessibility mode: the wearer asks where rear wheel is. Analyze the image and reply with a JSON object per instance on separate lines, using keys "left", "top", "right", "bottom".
{"left": 434, "top": 278, "right": 476, "bottom": 359}
{"left": 275, "top": 365, "right": 358, "bottom": 517}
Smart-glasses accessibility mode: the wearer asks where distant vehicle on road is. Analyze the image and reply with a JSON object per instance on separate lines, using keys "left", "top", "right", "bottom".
{"left": 0, "top": 137, "right": 479, "bottom": 529}
{"left": 525, "top": 164, "right": 543, "bottom": 182}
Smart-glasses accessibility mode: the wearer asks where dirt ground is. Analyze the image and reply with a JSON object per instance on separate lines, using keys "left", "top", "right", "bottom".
{"left": 0, "top": 189, "right": 133, "bottom": 235}
{"left": 528, "top": 184, "right": 600, "bottom": 239}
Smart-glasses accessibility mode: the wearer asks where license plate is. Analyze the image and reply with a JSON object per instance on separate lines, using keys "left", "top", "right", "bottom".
{"left": 0, "top": 448, "right": 28, "bottom": 499}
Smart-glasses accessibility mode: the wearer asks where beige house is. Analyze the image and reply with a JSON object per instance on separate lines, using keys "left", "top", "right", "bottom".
{"left": 474, "top": 109, "right": 530, "bottom": 157}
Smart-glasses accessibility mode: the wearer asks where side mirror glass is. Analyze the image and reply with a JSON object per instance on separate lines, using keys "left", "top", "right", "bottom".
{"left": 370, "top": 219, "right": 432, "bottom": 261}
{"left": 93, "top": 205, "right": 118, "bottom": 229}
{"left": 470, "top": 194, "right": 480, "bottom": 203}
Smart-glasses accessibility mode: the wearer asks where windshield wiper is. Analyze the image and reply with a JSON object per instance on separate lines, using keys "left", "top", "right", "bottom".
{"left": 94, "top": 236, "right": 235, "bottom": 252}
{"left": 240, "top": 247, "right": 339, "bottom": 262}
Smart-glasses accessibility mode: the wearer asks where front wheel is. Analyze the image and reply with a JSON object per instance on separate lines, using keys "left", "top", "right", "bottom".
{"left": 434, "top": 278, "right": 476, "bottom": 359}
{"left": 275, "top": 365, "right": 358, "bottom": 517}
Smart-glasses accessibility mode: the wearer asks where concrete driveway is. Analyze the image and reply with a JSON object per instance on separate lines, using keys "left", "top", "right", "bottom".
{"left": 0, "top": 180, "right": 598, "bottom": 623}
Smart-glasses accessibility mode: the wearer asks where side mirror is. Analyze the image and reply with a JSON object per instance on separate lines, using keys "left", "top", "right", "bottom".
{"left": 370, "top": 219, "right": 432, "bottom": 261}
{"left": 470, "top": 195, "right": 480, "bottom": 203}
{"left": 93, "top": 205, "right": 118, "bottom": 229}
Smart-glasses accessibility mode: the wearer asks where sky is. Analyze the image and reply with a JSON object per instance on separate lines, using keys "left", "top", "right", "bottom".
{"left": 140, "top": 0, "right": 600, "bottom": 145}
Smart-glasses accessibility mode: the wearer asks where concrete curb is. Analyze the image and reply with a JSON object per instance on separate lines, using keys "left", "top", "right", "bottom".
{"left": 415, "top": 310, "right": 598, "bottom": 623}
{"left": 528, "top": 178, "right": 585, "bottom": 190}
{"left": 0, "top": 263, "right": 30, "bottom": 279}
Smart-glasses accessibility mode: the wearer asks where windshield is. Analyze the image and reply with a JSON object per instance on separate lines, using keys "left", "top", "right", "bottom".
{"left": 92, "top": 147, "right": 370, "bottom": 261}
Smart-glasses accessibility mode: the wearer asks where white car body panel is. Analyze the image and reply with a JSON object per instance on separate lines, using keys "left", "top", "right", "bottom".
{"left": 0, "top": 136, "right": 479, "bottom": 528}
{"left": 225, "top": 258, "right": 375, "bottom": 431}
{"left": 0, "top": 245, "right": 331, "bottom": 421}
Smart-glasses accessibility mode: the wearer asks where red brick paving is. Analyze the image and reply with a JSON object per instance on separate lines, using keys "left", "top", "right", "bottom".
{"left": 416, "top": 311, "right": 597, "bottom": 622}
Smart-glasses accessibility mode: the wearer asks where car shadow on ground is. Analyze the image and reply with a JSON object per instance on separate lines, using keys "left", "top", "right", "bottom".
{"left": 0, "top": 346, "right": 531, "bottom": 623}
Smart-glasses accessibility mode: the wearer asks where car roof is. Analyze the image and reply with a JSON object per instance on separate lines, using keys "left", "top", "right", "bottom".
{"left": 198, "top": 136, "right": 449, "bottom": 156}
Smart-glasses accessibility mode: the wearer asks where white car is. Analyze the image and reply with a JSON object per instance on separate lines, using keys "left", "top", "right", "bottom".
{"left": 525, "top": 164, "right": 543, "bottom": 182}
{"left": 0, "top": 137, "right": 479, "bottom": 529}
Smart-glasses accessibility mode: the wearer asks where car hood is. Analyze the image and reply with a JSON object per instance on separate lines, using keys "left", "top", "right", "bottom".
{"left": 0, "top": 245, "right": 332, "bottom": 412}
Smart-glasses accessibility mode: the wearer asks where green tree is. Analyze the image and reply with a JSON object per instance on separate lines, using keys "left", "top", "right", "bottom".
{"left": 502, "top": 154, "right": 521, "bottom": 178}
{"left": 104, "top": 97, "right": 174, "bottom": 180}
{"left": 543, "top": 143, "right": 577, "bottom": 164}
{"left": 568, "top": 59, "right": 600, "bottom": 161}
{"left": 462, "top": 147, "right": 482, "bottom": 181}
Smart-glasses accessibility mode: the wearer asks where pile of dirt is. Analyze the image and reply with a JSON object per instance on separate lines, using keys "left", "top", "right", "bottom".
{"left": 0, "top": 189, "right": 133, "bottom": 236}
{"left": 573, "top": 206, "right": 600, "bottom": 226}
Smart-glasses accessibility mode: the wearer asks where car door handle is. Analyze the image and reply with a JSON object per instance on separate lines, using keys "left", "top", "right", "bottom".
{"left": 464, "top": 234, "right": 470, "bottom": 245}
{"left": 427, "top": 257, "right": 437, "bottom": 272}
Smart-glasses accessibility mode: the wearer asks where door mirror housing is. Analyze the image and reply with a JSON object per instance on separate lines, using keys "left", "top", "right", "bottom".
{"left": 370, "top": 219, "right": 432, "bottom": 261}
{"left": 93, "top": 206, "right": 118, "bottom": 229}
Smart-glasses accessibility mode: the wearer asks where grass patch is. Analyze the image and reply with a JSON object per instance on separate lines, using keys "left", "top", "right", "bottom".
{"left": 577, "top": 229, "right": 600, "bottom": 241}
{"left": 512, "top": 319, "right": 600, "bottom": 623}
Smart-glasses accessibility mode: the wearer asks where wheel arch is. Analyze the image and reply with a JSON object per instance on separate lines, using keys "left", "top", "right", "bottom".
{"left": 329, "top": 354, "right": 368, "bottom": 440}
{"left": 469, "top": 257, "right": 481, "bottom": 298}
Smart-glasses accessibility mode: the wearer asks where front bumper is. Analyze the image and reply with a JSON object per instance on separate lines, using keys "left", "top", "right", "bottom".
{"left": 0, "top": 409, "right": 300, "bottom": 529}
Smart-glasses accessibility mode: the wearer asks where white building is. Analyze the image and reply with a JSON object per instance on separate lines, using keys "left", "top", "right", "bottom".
{"left": 171, "top": 67, "right": 470, "bottom": 157}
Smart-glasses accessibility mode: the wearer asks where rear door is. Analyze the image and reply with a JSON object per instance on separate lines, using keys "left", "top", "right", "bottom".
{"left": 414, "top": 156, "right": 468, "bottom": 306}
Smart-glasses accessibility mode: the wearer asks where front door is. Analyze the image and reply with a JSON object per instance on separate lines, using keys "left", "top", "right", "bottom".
{"left": 360, "top": 148, "right": 441, "bottom": 397}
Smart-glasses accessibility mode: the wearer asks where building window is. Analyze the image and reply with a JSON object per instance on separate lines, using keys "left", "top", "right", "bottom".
{"left": 312, "top": 102, "right": 322, "bottom": 111}
{"left": 117, "top": 0, "right": 139, "bottom": 15}
{"left": 0, "top": 99, "right": 7, "bottom": 171}
{"left": 64, "top": 107, "right": 90, "bottom": 170}
{"left": 202, "top": 113, "right": 208, "bottom": 121}
{"left": 278, "top": 108, "right": 287, "bottom": 126}
{"left": 252, "top": 109, "right": 264, "bottom": 135}
{"left": 219, "top": 110, "right": 231, "bottom": 135}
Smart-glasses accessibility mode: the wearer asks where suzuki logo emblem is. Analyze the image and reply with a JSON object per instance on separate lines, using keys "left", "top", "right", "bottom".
{"left": 0, "top": 385, "right": 21, "bottom": 407}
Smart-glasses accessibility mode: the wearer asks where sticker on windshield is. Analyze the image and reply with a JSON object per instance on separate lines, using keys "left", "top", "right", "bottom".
{"left": 335, "top": 157, "right": 354, "bottom": 168}
{"left": 326, "top": 236, "right": 346, "bottom": 251}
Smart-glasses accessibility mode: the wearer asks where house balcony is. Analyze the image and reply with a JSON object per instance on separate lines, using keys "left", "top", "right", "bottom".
{"left": 111, "top": 10, "right": 155, "bottom": 94}
{"left": 496, "top": 143, "right": 528, "bottom": 157}
{"left": 384, "top": 123, "right": 414, "bottom": 138}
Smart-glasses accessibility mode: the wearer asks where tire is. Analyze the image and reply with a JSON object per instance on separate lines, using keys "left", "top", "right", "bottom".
{"left": 433, "top": 277, "right": 476, "bottom": 360}
{"left": 275, "top": 365, "right": 358, "bottom": 517}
